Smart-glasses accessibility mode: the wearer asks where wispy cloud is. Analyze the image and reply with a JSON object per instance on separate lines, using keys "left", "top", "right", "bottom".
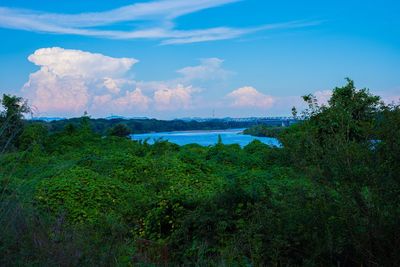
{"left": 0, "top": 0, "right": 319, "bottom": 44}
{"left": 0, "top": 0, "right": 240, "bottom": 28}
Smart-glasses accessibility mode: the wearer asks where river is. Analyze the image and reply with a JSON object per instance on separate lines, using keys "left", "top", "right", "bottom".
{"left": 130, "top": 128, "right": 281, "bottom": 147}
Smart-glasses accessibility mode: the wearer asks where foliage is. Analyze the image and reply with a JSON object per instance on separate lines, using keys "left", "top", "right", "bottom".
{"left": 18, "top": 123, "right": 48, "bottom": 150}
{"left": 0, "top": 94, "right": 31, "bottom": 152}
{"left": 279, "top": 79, "right": 400, "bottom": 266}
{"left": 243, "top": 124, "right": 285, "bottom": 138}
{"left": 108, "top": 123, "right": 131, "bottom": 137}
{"left": 1, "top": 80, "right": 399, "bottom": 266}
{"left": 35, "top": 167, "right": 134, "bottom": 223}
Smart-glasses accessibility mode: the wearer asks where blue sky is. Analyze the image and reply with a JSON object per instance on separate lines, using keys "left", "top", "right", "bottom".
{"left": 0, "top": 0, "right": 399, "bottom": 118}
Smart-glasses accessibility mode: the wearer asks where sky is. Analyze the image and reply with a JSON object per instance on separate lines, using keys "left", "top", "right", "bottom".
{"left": 0, "top": 0, "right": 399, "bottom": 119}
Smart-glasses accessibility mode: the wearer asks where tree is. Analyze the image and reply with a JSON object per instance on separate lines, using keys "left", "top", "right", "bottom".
{"left": 282, "top": 79, "right": 382, "bottom": 173}
{"left": 108, "top": 123, "right": 131, "bottom": 137}
{"left": 291, "top": 106, "right": 298, "bottom": 119}
{"left": 80, "top": 111, "right": 92, "bottom": 133}
{"left": 279, "top": 80, "right": 400, "bottom": 265}
{"left": 0, "top": 94, "right": 31, "bottom": 152}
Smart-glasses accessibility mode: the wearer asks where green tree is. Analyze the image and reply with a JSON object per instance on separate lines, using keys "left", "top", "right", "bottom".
{"left": 282, "top": 78, "right": 382, "bottom": 174}
{"left": 280, "top": 79, "right": 400, "bottom": 265}
{"left": 0, "top": 94, "right": 31, "bottom": 152}
{"left": 291, "top": 106, "right": 298, "bottom": 119}
{"left": 108, "top": 123, "right": 131, "bottom": 137}
{"left": 80, "top": 111, "right": 92, "bottom": 133}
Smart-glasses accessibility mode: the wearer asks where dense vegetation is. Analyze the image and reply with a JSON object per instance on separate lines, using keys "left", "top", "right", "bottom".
{"left": 1, "top": 80, "right": 399, "bottom": 266}
{"left": 243, "top": 125, "right": 286, "bottom": 138}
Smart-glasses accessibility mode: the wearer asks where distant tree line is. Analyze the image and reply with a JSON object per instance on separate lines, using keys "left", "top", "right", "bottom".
{"left": 29, "top": 117, "right": 271, "bottom": 136}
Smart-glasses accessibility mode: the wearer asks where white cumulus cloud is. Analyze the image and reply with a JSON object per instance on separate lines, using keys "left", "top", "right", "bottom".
{"left": 154, "top": 84, "right": 197, "bottom": 110}
{"left": 23, "top": 47, "right": 229, "bottom": 117}
{"left": 133, "top": 57, "right": 230, "bottom": 111}
{"left": 102, "top": 78, "right": 121, "bottom": 94}
{"left": 23, "top": 47, "right": 140, "bottom": 116}
{"left": 24, "top": 69, "right": 89, "bottom": 114}
{"left": 113, "top": 89, "right": 151, "bottom": 111}
{"left": 227, "top": 86, "right": 275, "bottom": 109}
{"left": 27, "top": 47, "right": 136, "bottom": 78}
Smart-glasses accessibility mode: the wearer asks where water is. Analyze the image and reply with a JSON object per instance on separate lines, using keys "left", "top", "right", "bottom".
{"left": 130, "top": 128, "right": 281, "bottom": 147}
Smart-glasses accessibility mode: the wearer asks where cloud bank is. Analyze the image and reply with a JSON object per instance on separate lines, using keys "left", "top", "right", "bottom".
{"left": 23, "top": 47, "right": 230, "bottom": 117}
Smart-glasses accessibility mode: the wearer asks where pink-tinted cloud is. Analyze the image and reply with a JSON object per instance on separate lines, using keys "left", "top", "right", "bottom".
{"left": 23, "top": 47, "right": 139, "bottom": 116}
{"left": 227, "top": 86, "right": 275, "bottom": 109}
{"left": 153, "top": 84, "right": 197, "bottom": 110}
{"left": 23, "top": 47, "right": 229, "bottom": 117}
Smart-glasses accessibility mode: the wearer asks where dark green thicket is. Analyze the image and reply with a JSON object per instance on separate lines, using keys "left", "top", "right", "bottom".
{"left": 280, "top": 79, "right": 400, "bottom": 266}
{"left": 108, "top": 123, "right": 131, "bottom": 137}
{"left": 0, "top": 94, "right": 31, "bottom": 152}
{"left": 1, "top": 80, "right": 399, "bottom": 266}
{"left": 243, "top": 124, "right": 285, "bottom": 138}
